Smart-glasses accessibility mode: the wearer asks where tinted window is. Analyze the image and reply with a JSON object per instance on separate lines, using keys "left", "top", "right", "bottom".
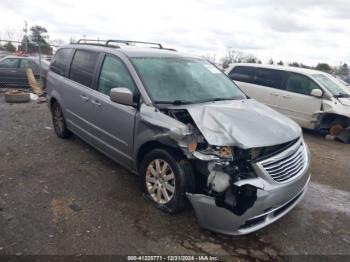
{"left": 228, "top": 66, "right": 255, "bottom": 83}
{"left": 98, "top": 56, "right": 136, "bottom": 96}
{"left": 69, "top": 50, "right": 99, "bottom": 87}
{"left": 0, "top": 58, "right": 19, "bottom": 68}
{"left": 255, "top": 68, "right": 286, "bottom": 89}
{"left": 50, "top": 49, "right": 73, "bottom": 76}
{"left": 286, "top": 73, "right": 320, "bottom": 95}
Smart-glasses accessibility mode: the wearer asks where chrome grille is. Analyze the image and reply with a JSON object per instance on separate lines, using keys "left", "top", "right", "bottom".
{"left": 259, "top": 139, "right": 307, "bottom": 183}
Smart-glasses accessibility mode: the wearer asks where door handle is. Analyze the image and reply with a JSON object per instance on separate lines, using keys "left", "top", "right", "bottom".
{"left": 80, "top": 95, "right": 89, "bottom": 102}
{"left": 91, "top": 100, "right": 102, "bottom": 107}
{"left": 270, "top": 92, "right": 279, "bottom": 96}
{"left": 10, "top": 70, "right": 17, "bottom": 73}
{"left": 282, "top": 94, "right": 292, "bottom": 99}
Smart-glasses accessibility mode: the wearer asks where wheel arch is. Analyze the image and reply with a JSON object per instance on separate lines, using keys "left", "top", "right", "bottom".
{"left": 316, "top": 112, "right": 350, "bottom": 132}
{"left": 135, "top": 140, "right": 185, "bottom": 171}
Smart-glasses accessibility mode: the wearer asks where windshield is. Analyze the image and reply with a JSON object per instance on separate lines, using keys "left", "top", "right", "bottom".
{"left": 312, "top": 74, "right": 350, "bottom": 97}
{"left": 131, "top": 57, "right": 245, "bottom": 104}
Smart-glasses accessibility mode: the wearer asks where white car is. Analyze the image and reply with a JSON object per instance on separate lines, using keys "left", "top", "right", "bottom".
{"left": 225, "top": 64, "right": 350, "bottom": 133}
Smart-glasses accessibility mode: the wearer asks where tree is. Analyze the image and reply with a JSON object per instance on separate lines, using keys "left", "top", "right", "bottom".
{"left": 277, "top": 60, "right": 284, "bottom": 65}
{"left": 17, "top": 35, "right": 32, "bottom": 53}
{"left": 220, "top": 49, "right": 260, "bottom": 68}
{"left": 3, "top": 41, "right": 16, "bottom": 52}
{"left": 268, "top": 59, "right": 274, "bottom": 65}
{"left": 289, "top": 62, "right": 300, "bottom": 67}
{"left": 315, "top": 63, "right": 332, "bottom": 73}
{"left": 202, "top": 54, "right": 217, "bottom": 64}
{"left": 27, "top": 25, "right": 53, "bottom": 55}
{"left": 221, "top": 50, "right": 244, "bottom": 69}
{"left": 338, "top": 63, "right": 349, "bottom": 76}
{"left": 244, "top": 55, "right": 258, "bottom": 63}
{"left": 69, "top": 37, "right": 76, "bottom": 44}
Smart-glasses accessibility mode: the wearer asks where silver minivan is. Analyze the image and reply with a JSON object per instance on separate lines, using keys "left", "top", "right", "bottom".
{"left": 47, "top": 40, "right": 311, "bottom": 235}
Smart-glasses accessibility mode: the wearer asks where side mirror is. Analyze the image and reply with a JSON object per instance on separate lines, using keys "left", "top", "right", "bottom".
{"left": 110, "top": 87, "right": 134, "bottom": 106}
{"left": 311, "top": 89, "right": 323, "bottom": 98}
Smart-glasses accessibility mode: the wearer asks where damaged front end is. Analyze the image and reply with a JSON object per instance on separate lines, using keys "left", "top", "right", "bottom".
{"left": 145, "top": 100, "right": 311, "bottom": 235}
{"left": 186, "top": 138, "right": 311, "bottom": 235}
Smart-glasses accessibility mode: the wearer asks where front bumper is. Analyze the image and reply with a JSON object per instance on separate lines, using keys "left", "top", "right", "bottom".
{"left": 187, "top": 139, "right": 311, "bottom": 235}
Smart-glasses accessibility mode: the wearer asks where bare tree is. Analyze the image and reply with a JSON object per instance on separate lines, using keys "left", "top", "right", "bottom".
{"left": 221, "top": 49, "right": 244, "bottom": 69}
{"left": 202, "top": 54, "right": 217, "bottom": 64}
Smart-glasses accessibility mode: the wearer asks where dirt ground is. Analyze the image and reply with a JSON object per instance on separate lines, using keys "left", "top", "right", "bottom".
{"left": 0, "top": 95, "right": 349, "bottom": 261}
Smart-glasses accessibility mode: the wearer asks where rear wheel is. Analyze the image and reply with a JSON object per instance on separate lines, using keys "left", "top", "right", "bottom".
{"left": 51, "top": 102, "right": 71, "bottom": 138}
{"left": 139, "top": 148, "right": 194, "bottom": 213}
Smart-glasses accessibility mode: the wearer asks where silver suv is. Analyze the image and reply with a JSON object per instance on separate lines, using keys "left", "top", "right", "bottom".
{"left": 47, "top": 40, "right": 311, "bottom": 235}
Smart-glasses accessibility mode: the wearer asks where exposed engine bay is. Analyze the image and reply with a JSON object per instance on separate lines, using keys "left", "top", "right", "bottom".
{"left": 163, "top": 107, "right": 299, "bottom": 216}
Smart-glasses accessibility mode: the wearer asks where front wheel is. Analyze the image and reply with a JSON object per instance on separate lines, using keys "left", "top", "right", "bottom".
{"left": 139, "top": 148, "right": 194, "bottom": 213}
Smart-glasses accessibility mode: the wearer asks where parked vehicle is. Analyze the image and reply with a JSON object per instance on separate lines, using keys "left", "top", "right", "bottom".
{"left": 47, "top": 40, "right": 311, "bottom": 235}
{"left": 0, "top": 56, "right": 49, "bottom": 88}
{"left": 226, "top": 64, "right": 350, "bottom": 134}
{"left": 0, "top": 51, "right": 9, "bottom": 59}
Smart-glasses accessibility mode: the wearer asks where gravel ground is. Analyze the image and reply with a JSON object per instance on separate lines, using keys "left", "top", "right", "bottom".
{"left": 0, "top": 96, "right": 349, "bottom": 261}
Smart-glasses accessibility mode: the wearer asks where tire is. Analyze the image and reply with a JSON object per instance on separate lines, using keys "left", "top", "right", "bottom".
{"left": 4, "top": 91, "right": 30, "bottom": 103}
{"left": 51, "top": 102, "right": 72, "bottom": 138}
{"left": 139, "top": 148, "right": 195, "bottom": 213}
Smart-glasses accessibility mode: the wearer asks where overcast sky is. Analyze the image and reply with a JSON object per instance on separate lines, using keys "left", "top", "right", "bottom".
{"left": 0, "top": 0, "right": 349, "bottom": 65}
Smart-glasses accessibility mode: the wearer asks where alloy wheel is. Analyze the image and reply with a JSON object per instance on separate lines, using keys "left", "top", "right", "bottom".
{"left": 146, "top": 159, "right": 176, "bottom": 204}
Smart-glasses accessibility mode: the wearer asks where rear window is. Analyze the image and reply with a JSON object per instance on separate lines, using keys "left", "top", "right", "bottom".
{"left": 255, "top": 68, "right": 286, "bottom": 89}
{"left": 50, "top": 48, "right": 73, "bottom": 76}
{"left": 69, "top": 50, "right": 99, "bottom": 88}
{"left": 228, "top": 66, "right": 255, "bottom": 83}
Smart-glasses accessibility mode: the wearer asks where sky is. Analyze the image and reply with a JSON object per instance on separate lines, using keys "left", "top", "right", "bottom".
{"left": 0, "top": 0, "right": 349, "bottom": 66}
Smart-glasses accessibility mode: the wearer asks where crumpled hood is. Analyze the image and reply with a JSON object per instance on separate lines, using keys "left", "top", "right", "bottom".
{"left": 338, "top": 97, "right": 350, "bottom": 107}
{"left": 186, "top": 99, "right": 301, "bottom": 149}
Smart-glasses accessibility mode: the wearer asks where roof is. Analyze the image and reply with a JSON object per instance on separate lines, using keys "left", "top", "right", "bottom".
{"left": 61, "top": 44, "right": 201, "bottom": 59}
{"left": 228, "top": 63, "right": 327, "bottom": 76}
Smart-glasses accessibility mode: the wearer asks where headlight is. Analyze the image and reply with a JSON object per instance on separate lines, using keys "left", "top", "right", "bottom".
{"left": 192, "top": 146, "right": 233, "bottom": 161}
{"left": 219, "top": 146, "right": 232, "bottom": 158}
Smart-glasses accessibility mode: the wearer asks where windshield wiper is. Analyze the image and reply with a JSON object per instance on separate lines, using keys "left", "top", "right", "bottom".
{"left": 196, "top": 97, "right": 240, "bottom": 103}
{"left": 334, "top": 93, "right": 350, "bottom": 98}
{"left": 154, "top": 100, "right": 193, "bottom": 105}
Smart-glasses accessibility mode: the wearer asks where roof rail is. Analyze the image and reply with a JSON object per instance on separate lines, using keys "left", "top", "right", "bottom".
{"left": 105, "top": 40, "right": 163, "bottom": 49}
{"left": 74, "top": 39, "right": 175, "bottom": 51}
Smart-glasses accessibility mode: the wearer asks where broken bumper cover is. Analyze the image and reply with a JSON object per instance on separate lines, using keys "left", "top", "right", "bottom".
{"left": 187, "top": 152, "right": 311, "bottom": 235}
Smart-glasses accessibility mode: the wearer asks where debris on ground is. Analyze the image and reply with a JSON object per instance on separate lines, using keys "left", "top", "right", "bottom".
{"left": 26, "top": 68, "right": 43, "bottom": 96}
{"left": 29, "top": 93, "right": 39, "bottom": 101}
{"left": 68, "top": 202, "right": 82, "bottom": 212}
{"left": 336, "top": 127, "right": 350, "bottom": 144}
{"left": 325, "top": 134, "right": 336, "bottom": 141}
{"left": 36, "top": 96, "right": 47, "bottom": 104}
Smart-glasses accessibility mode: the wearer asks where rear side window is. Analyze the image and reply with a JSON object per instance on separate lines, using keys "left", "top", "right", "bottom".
{"left": 0, "top": 58, "right": 19, "bottom": 68}
{"left": 228, "top": 66, "right": 255, "bottom": 83}
{"left": 255, "top": 68, "right": 286, "bottom": 89}
{"left": 69, "top": 50, "right": 99, "bottom": 88}
{"left": 50, "top": 48, "right": 73, "bottom": 76}
{"left": 98, "top": 55, "right": 136, "bottom": 96}
{"left": 286, "top": 73, "right": 320, "bottom": 95}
